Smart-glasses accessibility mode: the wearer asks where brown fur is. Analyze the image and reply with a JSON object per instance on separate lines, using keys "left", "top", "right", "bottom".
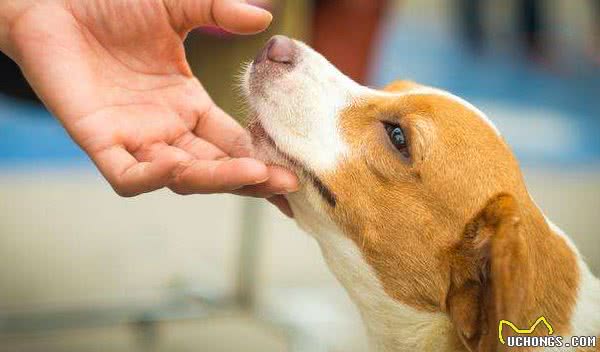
{"left": 317, "top": 81, "right": 580, "bottom": 351}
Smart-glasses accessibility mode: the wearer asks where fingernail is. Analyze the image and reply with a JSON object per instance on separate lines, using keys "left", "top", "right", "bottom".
{"left": 253, "top": 176, "right": 269, "bottom": 184}
{"left": 286, "top": 181, "right": 300, "bottom": 192}
{"left": 276, "top": 183, "right": 300, "bottom": 194}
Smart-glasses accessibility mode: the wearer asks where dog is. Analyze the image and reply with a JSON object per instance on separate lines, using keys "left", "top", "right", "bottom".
{"left": 241, "top": 35, "right": 600, "bottom": 352}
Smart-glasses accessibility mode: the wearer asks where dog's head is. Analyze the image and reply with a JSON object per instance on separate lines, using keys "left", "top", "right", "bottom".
{"left": 242, "top": 36, "right": 578, "bottom": 351}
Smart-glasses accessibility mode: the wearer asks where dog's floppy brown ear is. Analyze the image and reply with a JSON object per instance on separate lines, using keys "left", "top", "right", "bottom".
{"left": 383, "top": 80, "right": 420, "bottom": 92}
{"left": 446, "top": 194, "right": 531, "bottom": 352}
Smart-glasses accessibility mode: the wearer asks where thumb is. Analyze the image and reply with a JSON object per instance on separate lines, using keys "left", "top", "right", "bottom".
{"left": 164, "top": 0, "right": 273, "bottom": 34}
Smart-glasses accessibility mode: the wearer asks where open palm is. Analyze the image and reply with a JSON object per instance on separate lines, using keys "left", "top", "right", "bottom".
{"left": 5, "top": 0, "right": 296, "bottom": 204}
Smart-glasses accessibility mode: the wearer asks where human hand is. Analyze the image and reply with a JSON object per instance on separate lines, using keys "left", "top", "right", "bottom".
{"left": 0, "top": 0, "right": 297, "bottom": 212}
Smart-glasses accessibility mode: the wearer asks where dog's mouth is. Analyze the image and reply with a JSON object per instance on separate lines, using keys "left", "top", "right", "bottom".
{"left": 248, "top": 120, "right": 337, "bottom": 207}
{"left": 247, "top": 119, "right": 305, "bottom": 174}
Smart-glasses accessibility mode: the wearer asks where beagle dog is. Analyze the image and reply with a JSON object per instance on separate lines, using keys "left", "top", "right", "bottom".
{"left": 242, "top": 35, "right": 600, "bottom": 352}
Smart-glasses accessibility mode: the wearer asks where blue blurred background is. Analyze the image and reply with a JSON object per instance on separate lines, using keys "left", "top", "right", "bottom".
{"left": 0, "top": 1, "right": 598, "bottom": 351}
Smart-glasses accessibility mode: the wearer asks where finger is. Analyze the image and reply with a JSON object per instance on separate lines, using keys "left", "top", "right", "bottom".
{"left": 195, "top": 104, "right": 254, "bottom": 158}
{"left": 268, "top": 196, "right": 294, "bottom": 218}
{"left": 164, "top": 0, "right": 273, "bottom": 34}
{"left": 93, "top": 145, "right": 192, "bottom": 197}
{"left": 169, "top": 157, "right": 269, "bottom": 194}
{"left": 232, "top": 165, "right": 298, "bottom": 197}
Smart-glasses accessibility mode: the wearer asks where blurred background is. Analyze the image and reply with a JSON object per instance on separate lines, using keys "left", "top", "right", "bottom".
{"left": 0, "top": 0, "right": 599, "bottom": 351}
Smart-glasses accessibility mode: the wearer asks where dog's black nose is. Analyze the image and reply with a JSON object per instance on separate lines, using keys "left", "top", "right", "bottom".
{"left": 254, "top": 35, "right": 295, "bottom": 64}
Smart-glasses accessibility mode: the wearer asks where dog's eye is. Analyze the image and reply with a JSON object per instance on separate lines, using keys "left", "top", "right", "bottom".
{"left": 384, "top": 122, "right": 409, "bottom": 157}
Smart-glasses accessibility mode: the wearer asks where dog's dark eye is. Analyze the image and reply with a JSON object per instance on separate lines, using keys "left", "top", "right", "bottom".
{"left": 384, "top": 122, "right": 409, "bottom": 157}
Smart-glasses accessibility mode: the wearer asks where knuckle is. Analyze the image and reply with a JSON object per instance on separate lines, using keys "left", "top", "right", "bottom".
{"left": 168, "top": 159, "right": 192, "bottom": 186}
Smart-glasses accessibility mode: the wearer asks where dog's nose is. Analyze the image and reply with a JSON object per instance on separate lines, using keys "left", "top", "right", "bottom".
{"left": 254, "top": 35, "right": 295, "bottom": 65}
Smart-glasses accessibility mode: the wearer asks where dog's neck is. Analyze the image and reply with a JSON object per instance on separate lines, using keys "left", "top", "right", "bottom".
{"left": 290, "top": 192, "right": 600, "bottom": 352}
{"left": 314, "top": 228, "right": 465, "bottom": 352}
{"left": 290, "top": 192, "right": 464, "bottom": 351}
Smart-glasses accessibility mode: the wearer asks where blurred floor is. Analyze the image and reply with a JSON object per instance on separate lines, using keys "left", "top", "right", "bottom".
{"left": 0, "top": 315, "right": 289, "bottom": 352}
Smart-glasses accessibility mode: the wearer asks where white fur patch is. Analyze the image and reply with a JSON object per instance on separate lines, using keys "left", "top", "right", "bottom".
{"left": 243, "top": 41, "right": 358, "bottom": 173}
{"left": 366, "top": 86, "right": 501, "bottom": 136}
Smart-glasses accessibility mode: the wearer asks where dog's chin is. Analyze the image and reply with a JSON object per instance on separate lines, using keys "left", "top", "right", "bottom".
{"left": 243, "top": 81, "right": 300, "bottom": 172}
{"left": 247, "top": 118, "right": 302, "bottom": 175}
{"left": 247, "top": 119, "right": 278, "bottom": 163}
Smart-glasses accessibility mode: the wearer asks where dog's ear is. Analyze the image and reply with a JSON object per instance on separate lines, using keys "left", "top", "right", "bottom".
{"left": 383, "top": 80, "right": 420, "bottom": 93}
{"left": 446, "top": 194, "right": 531, "bottom": 352}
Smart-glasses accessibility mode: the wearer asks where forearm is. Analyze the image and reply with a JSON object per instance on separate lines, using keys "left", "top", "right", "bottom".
{"left": 0, "top": 2, "right": 14, "bottom": 54}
